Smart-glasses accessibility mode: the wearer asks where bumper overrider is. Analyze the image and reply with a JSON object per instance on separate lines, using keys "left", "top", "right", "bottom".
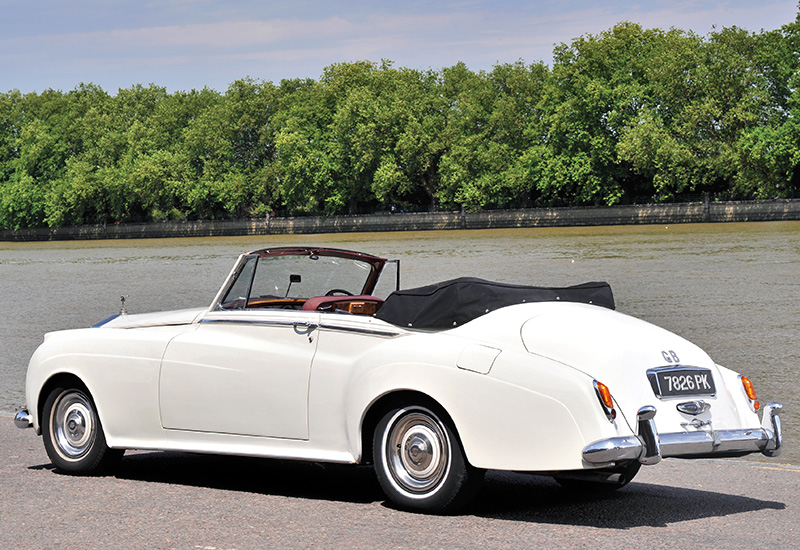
{"left": 583, "top": 403, "right": 783, "bottom": 465}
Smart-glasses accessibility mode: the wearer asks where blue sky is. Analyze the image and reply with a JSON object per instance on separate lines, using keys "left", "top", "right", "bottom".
{"left": 1, "top": 0, "right": 797, "bottom": 94}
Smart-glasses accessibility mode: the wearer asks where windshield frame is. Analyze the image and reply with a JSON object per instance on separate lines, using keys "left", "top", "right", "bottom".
{"left": 210, "top": 247, "right": 389, "bottom": 311}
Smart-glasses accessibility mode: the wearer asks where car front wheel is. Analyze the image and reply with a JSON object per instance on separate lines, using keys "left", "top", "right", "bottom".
{"left": 373, "top": 405, "right": 483, "bottom": 513}
{"left": 42, "top": 386, "right": 123, "bottom": 474}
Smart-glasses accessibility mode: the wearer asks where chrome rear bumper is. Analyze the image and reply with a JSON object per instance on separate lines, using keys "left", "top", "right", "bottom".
{"left": 13, "top": 409, "right": 32, "bottom": 429}
{"left": 583, "top": 402, "right": 783, "bottom": 465}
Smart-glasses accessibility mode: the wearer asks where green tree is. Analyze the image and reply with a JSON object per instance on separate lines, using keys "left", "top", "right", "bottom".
{"left": 437, "top": 61, "right": 549, "bottom": 209}
{"left": 274, "top": 77, "right": 336, "bottom": 213}
{"left": 372, "top": 67, "right": 449, "bottom": 210}
{"left": 543, "top": 22, "right": 672, "bottom": 205}
{"left": 615, "top": 28, "right": 706, "bottom": 200}
{"left": 729, "top": 13, "right": 800, "bottom": 198}
{"left": 2, "top": 7, "right": 800, "bottom": 230}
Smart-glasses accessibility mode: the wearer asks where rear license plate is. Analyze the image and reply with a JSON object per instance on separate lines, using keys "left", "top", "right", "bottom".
{"left": 648, "top": 368, "right": 716, "bottom": 398}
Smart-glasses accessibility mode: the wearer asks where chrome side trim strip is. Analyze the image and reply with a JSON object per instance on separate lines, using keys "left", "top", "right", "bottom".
{"left": 318, "top": 322, "right": 401, "bottom": 338}
{"left": 201, "top": 318, "right": 308, "bottom": 329}
{"left": 200, "top": 317, "right": 401, "bottom": 338}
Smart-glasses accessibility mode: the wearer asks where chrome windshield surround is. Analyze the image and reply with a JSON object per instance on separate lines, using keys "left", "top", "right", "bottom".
{"left": 583, "top": 402, "right": 783, "bottom": 465}
{"left": 208, "top": 247, "right": 390, "bottom": 312}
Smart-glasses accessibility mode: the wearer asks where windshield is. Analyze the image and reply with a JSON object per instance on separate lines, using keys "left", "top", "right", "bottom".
{"left": 218, "top": 251, "right": 379, "bottom": 310}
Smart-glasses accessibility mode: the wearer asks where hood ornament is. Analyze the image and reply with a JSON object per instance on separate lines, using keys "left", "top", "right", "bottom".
{"left": 120, "top": 295, "right": 128, "bottom": 315}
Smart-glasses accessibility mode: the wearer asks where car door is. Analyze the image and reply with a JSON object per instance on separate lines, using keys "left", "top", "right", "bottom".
{"left": 158, "top": 309, "right": 319, "bottom": 439}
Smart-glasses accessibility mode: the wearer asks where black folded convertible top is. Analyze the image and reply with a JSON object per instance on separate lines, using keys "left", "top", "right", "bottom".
{"left": 375, "top": 277, "right": 614, "bottom": 329}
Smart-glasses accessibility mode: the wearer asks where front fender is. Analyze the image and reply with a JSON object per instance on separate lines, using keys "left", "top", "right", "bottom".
{"left": 25, "top": 326, "right": 189, "bottom": 447}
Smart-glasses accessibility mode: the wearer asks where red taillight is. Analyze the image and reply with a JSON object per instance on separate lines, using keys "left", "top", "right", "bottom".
{"left": 594, "top": 380, "right": 617, "bottom": 421}
{"left": 741, "top": 376, "right": 760, "bottom": 411}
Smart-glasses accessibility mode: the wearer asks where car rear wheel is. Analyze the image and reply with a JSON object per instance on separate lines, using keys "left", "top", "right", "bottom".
{"left": 373, "top": 405, "right": 483, "bottom": 513}
{"left": 42, "top": 386, "right": 123, "bottom": 475}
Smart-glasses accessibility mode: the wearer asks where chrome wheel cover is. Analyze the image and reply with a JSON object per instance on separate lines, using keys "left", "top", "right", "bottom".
{"left": 50, "top": 390, "right": 97, "bottom": 461}
{"left": 385, "top": 409, "right": 450, "bottom": 495}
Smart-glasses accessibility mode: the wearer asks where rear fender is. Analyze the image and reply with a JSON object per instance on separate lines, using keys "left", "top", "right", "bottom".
{"left": 345, "top": 351, "right": 626, "bottom": 472}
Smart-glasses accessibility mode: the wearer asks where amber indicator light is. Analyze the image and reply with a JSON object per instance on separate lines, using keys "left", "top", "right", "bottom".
{"left": 741, "top": 376, "right": 757, "bottom": 400}
{"left": 596, "top": 381, "right": 614, "bottom": 409}
{"left": 741, "top": 376, "right": 760, "bottom": 410}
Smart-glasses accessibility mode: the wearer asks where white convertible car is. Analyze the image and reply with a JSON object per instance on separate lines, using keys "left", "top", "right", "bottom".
{"left": 15, "top": 246, "right": 783, "bottom": 512}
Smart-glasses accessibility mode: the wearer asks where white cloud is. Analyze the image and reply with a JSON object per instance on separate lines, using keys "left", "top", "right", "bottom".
{"left": 12, "top": 17, "right": 356, "bottom": 52}
{"left": 1, "top": 0, "right": 797, "bottom": 93}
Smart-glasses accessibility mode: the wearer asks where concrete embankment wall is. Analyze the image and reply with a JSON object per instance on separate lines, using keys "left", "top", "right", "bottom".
{"left": 2, "top": 199, "right": 799, "bottom": 241}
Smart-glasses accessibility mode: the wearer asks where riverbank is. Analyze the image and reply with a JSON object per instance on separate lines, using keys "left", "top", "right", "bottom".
{"left": 2, "top": 198, "right": 799, "bottom": 241}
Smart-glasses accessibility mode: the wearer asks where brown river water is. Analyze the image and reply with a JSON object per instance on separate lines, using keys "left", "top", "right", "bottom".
{"left": 1, "top": 221, "right": 798, "bottom": 464}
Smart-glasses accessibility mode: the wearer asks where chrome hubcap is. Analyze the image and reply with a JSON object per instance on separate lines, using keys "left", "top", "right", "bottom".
{"left": 386, "top": 410, "right": 450, "bottom": 494}
{"left": 52, "top": 391, "right": 96, "bottom": 460}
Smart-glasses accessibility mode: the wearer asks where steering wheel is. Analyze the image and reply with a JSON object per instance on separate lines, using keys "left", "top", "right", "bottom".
{"left": 325, "top": 289, "right": 354, "bottom": 296}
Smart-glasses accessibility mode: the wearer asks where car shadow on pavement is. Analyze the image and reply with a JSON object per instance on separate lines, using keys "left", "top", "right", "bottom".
{"left": 111, "top": 450, "right": 385, "bottom": 504}
{"left": 469, "top": 470, "right": 786, "bottom": 527}
{"left": 37, "top": 451, "right": 786, "bottom": 525}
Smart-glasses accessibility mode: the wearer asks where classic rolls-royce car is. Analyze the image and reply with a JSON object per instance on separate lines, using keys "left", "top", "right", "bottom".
{"left": 15, "top": 246, "right": 783, "bottom": 513}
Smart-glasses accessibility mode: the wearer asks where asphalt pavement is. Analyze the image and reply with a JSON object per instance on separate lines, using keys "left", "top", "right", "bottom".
{"left": 1, "top": 413, "right": 797, "bottom": 550}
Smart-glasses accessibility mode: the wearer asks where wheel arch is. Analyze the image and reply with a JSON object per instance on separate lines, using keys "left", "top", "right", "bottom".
{"left": 37, "top": 372, "right": 92, "bottom": 431}
{"left": 359, "top": 390, "right": 464, "bottom": 467}
{"left": 38, "top": 372, "right": 125, "bottom": 474}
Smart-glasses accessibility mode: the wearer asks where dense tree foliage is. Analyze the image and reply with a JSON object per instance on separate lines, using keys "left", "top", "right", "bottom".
{"left": 2, "top": 13, "right": 799, "bottom": 229}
